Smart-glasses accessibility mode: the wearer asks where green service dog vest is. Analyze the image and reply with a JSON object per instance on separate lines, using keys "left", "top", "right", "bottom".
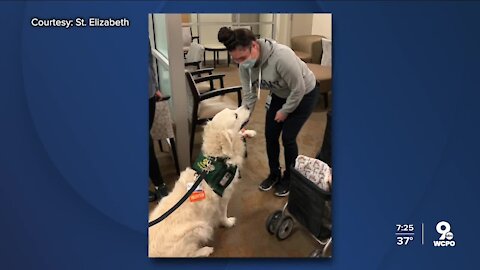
{"left": 192, "top": 153, "right": 237, "bottom": 197}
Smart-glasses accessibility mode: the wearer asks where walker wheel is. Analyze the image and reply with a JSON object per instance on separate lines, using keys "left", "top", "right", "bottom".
{"left": 309, "top": 249, "right": 323, "bottom": 258}
{"left": 276, "top": 216, "right": 294, "bottom": 240}
{"left": 266, "top": 210, "right": 283, "bottom": 234}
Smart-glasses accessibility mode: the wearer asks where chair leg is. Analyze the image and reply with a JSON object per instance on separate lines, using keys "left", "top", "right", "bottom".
{"left": 243, "top": 138, "right": 248, "bottom": 158}
{"left": 213, "top": 51, "right": 216, "bottom": 68}
{"left": 158, "top": 139, "right": 164, "bottom": 152}
{"left": 237, "top": 92, "right": 242, "bottom": 107}
{"left": 190, "top": 121, "right": 197, "bottom": 162}
{"left": 168, "top": 138, "right": 180, "bottom": 175}
{"left": 323, "top": 93, "right": 329, "bottom": 110}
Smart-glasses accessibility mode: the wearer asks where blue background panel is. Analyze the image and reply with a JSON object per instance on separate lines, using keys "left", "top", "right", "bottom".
{"left": 0, "top": 1, "right": 479, "bottom": 269}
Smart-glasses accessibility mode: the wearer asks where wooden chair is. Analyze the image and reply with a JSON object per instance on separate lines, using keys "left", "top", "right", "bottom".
{"left": 185, "top": 70, "right": 242, "bottom": 161}
{"left": 189, "top": 67, "right": 224, "bottom": 94}
{"left": 182, "top": 26, "right": 200, "bottom": 58}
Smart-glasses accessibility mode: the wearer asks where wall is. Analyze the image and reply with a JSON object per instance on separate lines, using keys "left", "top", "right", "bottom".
{"left": 190, "top": 14, "right": 277, "bottom": 61}
{"left": 259, "top": 13, "right": 274, "bottom": 39}
{"left": 238, "top": 14, "right": 260, "bottom": 36}
{"left": 197, "top": 14, "right": 232, "bottom": 61}
{"left": 311, "top": 13, "right": 332, "bottom": 39}
{"left": 288, "top": 13, "right": 332, "bottom": 40}
{"left": 198, "top": 13, "right": 232, "bottom": 46}
{"left": 274, "top": 14, "right": 291, "bottom": 46}
{"left": 181, "top": 14, "right": 190, "bottom": 24}
{"left": 290, "top": 14, "right": 313, "bottom": 37}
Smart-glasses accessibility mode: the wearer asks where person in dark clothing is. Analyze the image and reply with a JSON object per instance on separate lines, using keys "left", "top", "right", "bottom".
{"left": 148, "top": 43, "right": 168, "bottom": 202}
{"left": 317, "top": 111, "right": 332, "bottom": 167}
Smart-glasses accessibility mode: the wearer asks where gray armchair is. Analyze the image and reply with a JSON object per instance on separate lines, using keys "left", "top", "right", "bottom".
{"left": 290, "top": 35, "right": 324, "bottom": 64}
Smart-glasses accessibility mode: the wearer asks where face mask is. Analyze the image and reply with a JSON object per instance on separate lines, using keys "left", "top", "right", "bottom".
{"left": 240, "top": 58, "right": 256, "bottom": 69}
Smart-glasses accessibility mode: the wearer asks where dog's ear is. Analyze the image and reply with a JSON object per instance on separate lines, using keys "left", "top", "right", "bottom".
{"left": 219, "top": 130, "right": 234, "bottom": 157}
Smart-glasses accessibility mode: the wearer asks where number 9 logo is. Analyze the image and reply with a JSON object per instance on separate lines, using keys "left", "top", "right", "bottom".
{"left": 436, "top": 221, "right": 452, "bottom": 240}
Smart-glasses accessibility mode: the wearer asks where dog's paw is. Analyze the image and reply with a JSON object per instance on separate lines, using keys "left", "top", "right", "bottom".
{"left": 194, "top": 246, "right": 214, "bottom": 257}
{"left": 242, "top": 130, "right": 256, "bottom": 138}
{"left": 221, "top": 217, "right": 236, "bottom": 228}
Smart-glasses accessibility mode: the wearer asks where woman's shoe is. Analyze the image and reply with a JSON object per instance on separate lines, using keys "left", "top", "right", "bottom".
{"left": 274, "top": 175, "right": 290, "bottom": 197}
{"left": 259, "top": 174, "right": 281, "bottom": 191}
{"left": 274, "top": 184, "right": 289, "bottom": 197}
{"left": 156, "top": 183, "right": 169, "bottom": 199}
{"left": 149, "top": 190, "right": 157, "bottom": 202}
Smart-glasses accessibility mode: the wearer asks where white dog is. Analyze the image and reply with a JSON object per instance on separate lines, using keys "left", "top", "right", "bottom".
{"left": 148, "top": 106, "right": 256, "bottom": 257}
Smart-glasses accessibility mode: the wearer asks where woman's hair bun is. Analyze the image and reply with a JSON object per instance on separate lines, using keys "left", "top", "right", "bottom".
{"left": 218, "top": 26, "right": 234, "bottom": 44}
{"left": 218, "top": 26, "right": 255, "bottom": 51}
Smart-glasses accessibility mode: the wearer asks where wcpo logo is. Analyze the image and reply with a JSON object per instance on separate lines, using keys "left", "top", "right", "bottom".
{"left": 433, "top": 221, "right": 455, "bottom": 247}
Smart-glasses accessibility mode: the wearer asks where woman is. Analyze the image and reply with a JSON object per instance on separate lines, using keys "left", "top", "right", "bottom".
{"left": 218, "top": 27, "right": 318, "bottom": 197}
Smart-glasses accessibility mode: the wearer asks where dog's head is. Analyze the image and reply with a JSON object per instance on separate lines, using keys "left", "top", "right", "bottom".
{"left": 210, "top": 106, "right": 250, "bottom": 132}
{"left": 201, "top": 106, "right": 250, "bottom": 161}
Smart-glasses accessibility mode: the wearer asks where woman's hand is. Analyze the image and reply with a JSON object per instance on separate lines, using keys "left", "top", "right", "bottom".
{"left": 274, "top": 111, "right": 287, "bottom": 122}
